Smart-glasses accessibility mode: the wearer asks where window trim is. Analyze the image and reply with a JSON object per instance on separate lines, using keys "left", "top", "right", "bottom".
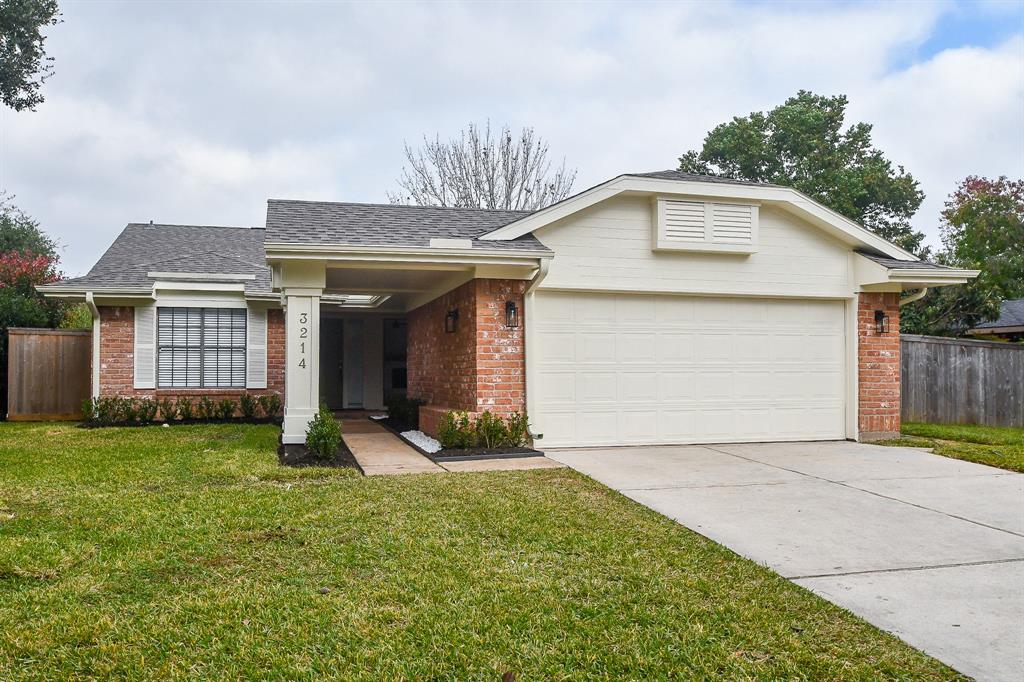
{"left": 157, "top": 306, "right": 247, "bottom": 389}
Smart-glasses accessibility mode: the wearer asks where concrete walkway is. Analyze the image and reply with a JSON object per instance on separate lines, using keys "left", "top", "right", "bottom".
{"left": 548, "top": 441, "right": 1024, "bottom": 682}
{"left": 340, "top": 419, "right": 444, "bottom": 476}
{"left": 340, "top": 419, "right": 565, "bottom": 475}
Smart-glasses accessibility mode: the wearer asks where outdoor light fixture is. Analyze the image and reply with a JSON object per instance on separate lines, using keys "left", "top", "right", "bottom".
{"left": 505, "top": 300, "right": 520, "bottom": 328}
{"left": 875, "top": 309, "right": 890, "bottom": 334}
{"left": 445, "top": 308, "right": 459, "bottom": 333}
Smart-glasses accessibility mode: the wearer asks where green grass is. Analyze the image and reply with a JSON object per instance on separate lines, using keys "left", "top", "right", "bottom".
{"left": 878, "top": 422, "right": 1024, "bottom": 473}
{"left": 0, "top": 423, "right": 959, "bottom": 680}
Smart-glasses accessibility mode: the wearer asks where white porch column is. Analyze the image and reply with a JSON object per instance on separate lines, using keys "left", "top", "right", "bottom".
{"left": 279, "top": 261, "right": 326, "bottom": 445}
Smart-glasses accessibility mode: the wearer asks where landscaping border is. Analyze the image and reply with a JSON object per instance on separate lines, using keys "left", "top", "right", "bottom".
{"left": 370, "top": 416, "right": 544, "bottom": 462}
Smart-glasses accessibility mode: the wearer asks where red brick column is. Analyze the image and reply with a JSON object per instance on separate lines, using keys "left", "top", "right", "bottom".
{"left": 97, "top": 305, "right": 286, "bottom": 401}
{"left": 407, "top": 278, "right": 527, "bottom": 435}
{"left": 858, "top": 292, "right": 901, "bottom": 440}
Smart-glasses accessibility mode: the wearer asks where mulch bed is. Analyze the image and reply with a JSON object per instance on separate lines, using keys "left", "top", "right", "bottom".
{"left": 277, "top": 437, "right": 361, "bottom": 471}
{"left": 370, "top": 416, "right": 544, "bottom": 462}
{"left": 79, "top": 417, "right": 283, "bottom": 429}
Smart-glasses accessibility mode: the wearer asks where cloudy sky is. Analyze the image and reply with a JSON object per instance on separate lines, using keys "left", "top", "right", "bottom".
{"left": 1, "top": 0, "right": 1021, "bottom": 276}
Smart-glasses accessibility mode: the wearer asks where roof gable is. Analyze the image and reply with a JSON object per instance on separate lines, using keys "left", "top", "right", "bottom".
{"left": 478, "top": 171, "right": 918, "bottom": 261}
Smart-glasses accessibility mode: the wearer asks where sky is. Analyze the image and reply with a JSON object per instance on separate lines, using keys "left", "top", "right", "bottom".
{"left": 1, "top": 0, "right": 1022, "bottom": 277}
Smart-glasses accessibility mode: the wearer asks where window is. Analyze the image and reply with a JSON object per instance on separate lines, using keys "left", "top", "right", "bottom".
{"left": 157, "top": 307, "right": 246, "bottom": 388}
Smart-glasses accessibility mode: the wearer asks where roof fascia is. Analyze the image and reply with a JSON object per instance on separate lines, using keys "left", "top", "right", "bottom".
{"left": 264, "top": 242, "right": 550, "bottom": 267}
{"left": 478, "top": 175, "right": 916, "bottom": 261}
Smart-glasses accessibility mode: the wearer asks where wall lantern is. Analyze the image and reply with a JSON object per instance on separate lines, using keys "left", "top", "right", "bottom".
{"left": 445, "top": 308, "right": 459, "bottom": 334}
{"left": 875, "top": 309, "right": 890, "bottom": 334}
{"left": 505, "top": 300, "right": 520, "bottom": 329}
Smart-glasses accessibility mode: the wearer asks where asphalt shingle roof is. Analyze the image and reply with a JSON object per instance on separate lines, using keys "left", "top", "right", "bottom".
{"left": 45, "top": 223, "right": 272, "bottom": 295}
{"left": 856, "top": 251, "right": 955, "bottom": 271}
{"left": 264, "top": 200, "right": 550, "bottom": 252}
{"left": 973, "top": 299, "right": 1024, "bottom": 330}
{"left": 626, "top": 170, "right": 783, "bottom": 187}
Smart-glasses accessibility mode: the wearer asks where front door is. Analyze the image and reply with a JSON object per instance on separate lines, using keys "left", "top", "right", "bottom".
{"left": 342, "top": 319, "right": 365, "bottom": 408}
{"left": 320, "top": 318, "right": 344, "bottom": 409}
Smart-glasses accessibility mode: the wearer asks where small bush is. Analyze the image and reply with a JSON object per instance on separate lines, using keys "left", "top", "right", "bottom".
{"left": 239, "top": 393, "right": 258, "bottom": 420}
{"left": 122, "top": 399, "right": 141, "bottom": 423}
{"left": 215, "top": 398, "right": 237, "bottom": 421}
{"left": 81, "top": 397, "right": 95, "bottom": 422}
{"left": 437, "top": 410, "right": 475, "bottom": 449}
{"left": 94, "top": 397, "right": 124, "bottom": 425}
{"left": 136, "top": 398, "right": 158, "bottom": 423}
{"left": 306, "top": 403, "right": 342, "bottom": 460}
{"left": 258, "top": 393, "right": 282, "bottom": 418}
{"left": 475, "top": 410, "right": 509, "bottom": 449}
{"left": 385, "top": 394, "right": 426, "bottom": 429}
{"left": 177, "top": 396, "right": 195, "bottom": 421}
{"left": 506, "top": 411, "right": 530, "bottom": 447}
{"left": 156, "top": 397, "right": 177, "bottom": 422}
{"left": 197, "top": 396, "right": 216, "bottom": 420}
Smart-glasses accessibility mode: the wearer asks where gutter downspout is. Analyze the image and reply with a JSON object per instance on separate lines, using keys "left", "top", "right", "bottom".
{"left": 524, "top": 260, "right": 550, "bottom": 441}
{"left": 899, "top": 287, "right": 929, "bottom": 307}
{"left": 85, "top": 292, "right": 101, "bottom": 398}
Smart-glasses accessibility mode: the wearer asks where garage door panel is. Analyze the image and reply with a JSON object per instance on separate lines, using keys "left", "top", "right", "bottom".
{"left": 534, "top": 291, "right": 847, "bottom": 447}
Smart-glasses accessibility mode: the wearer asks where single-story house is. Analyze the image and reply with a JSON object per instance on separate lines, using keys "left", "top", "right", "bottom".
{"left": 968, "top": 299, "right": 1024, "bottom": 341}
{"left": 40, "top": 171, "right": 979, "bottom": 447}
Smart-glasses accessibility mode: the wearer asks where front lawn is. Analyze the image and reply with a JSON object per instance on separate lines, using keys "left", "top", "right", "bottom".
{"left": 0, "top": 423, "right": 958, "bottom": 680}
{"left": 879, "top": 422, "right": 1024, "bottom": 473}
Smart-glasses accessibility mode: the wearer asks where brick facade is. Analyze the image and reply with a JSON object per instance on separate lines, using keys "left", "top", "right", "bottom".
{"left": 857, "top": 292, "right": 901, "bottom": 440}
{"left": 97, "top": 306, "right": 285, "bottom": 402}
{"left": 407, "top": 278, "right": 526, "bottom": 435}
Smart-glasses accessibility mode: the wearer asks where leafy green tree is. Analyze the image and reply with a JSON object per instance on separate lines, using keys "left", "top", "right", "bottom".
{"left": 901, "top": 176, "right": 1024, "bottom": 337}
{"left": 679, "top": 91, "right": 925, "bottom": 253}
{"left": 0, "top": 0, "right": 61, "bottom": 111}
{"left": 0, "top": 193, "right": 57, "bottom": 256}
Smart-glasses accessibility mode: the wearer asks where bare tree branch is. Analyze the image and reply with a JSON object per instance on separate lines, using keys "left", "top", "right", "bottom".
{"left": 387, "top": 122, "right": 577, "bottom": 211}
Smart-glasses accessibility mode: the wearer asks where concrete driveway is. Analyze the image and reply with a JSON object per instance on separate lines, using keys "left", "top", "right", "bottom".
{"left": 548, "top": 441, "right": 1024, "bottom": 681}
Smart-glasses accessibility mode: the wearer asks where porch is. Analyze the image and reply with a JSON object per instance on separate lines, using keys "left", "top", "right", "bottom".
{"left": 270, "top": 253, "right": 545, "bottom": 445}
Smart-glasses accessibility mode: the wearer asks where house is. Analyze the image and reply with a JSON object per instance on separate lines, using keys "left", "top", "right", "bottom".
{"left": 968, "top": 299, "right": 1024, "bottom": 341}
{"left": 39, "top": 171, "right": 979, "bottom": 447}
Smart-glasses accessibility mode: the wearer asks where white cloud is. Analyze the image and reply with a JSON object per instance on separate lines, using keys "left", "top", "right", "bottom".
{"left": 0, "top": 0, "right": 1019, "bottom": 275}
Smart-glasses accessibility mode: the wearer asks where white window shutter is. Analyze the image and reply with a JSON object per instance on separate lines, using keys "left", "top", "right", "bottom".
{"left": 133, "top": 305, "right": 157, "bottom": 389}
{"left": 246, "top": 307, "right": 268, "bottom": 389}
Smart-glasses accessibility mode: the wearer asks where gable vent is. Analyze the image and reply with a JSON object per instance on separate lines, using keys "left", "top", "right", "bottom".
{"left": 663, "top": 200, "right": 706, "bottom": 242}
{"left": 712, "top": 204, "right": 754, "bottom": 243}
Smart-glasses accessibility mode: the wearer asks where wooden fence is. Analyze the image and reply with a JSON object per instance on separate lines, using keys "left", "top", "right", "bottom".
{"left": 6, "top": 328, "right": 92, "bottom": 421}
{"left": 901, "top": 334, "right": 1023, "bottom": 428}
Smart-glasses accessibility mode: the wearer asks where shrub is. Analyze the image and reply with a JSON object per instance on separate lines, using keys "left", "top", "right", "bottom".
{"left": 197, "top": 396, "right": 216, "bottom": 420}
{"left": 258, "top": 393, "right": 282, "bottom": 418}
{"left": 475, "top": 410, "right": 509, "bottom": 449}
{"left": 385, "top": 394, "right": 426, "bottom": 429}
{"left": 81, "top": 397, "right": 95, "bottom": 422}
{"left": 156, "top": 397, "right": 177, "bottom": 422}
{"left": 122, "top": 398, "right": 141, "bottom": 423}
{"left": 306, "top": 403, "right": 342, "bottom": 460}
{"left": 239, "top": 393, "right": 258, "bottom": 420}
{"left": 177, "top": 396, "right": 195, "bottom": 421}
{"left": 136, "top": 398, "right": 158, "bottom": 423}
{"left": 437, "top": 410, "right": 475, "bottom": 449}
{"left": 93, "top": 397, "right": 124, "bottom": 425}
{"left": 215, "top": 398, "right": 237, "bottom": 421}
{"left": 506, "top": 411, "right": 530, "bottom": 447}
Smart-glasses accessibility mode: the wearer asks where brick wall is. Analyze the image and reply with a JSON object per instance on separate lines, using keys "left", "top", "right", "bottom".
{"left": 97, "top": 305, "right": 285, "bottom": 401}
{"left": 858, "top": 292, "right": 901, "bottom": 440}
{"left": 407, "top": 278, "right": 526, "bottom": 435}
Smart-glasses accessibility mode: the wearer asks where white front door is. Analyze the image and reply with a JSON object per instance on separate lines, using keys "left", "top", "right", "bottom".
{"left": 532, "top": 291, "right": 847, "bottom": 447}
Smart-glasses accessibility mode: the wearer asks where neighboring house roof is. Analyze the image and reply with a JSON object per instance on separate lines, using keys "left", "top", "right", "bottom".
{"left": 264, "top": 200, "right": 551, "bottom": 253}
{"left": 855, "top": 252, "right": 959, "bottom": 272}
{"left": 39, "top": 223, "right": 272, "bottom": 295}
{"left": 971, "top": 299, "right": 1024, "bottom": 332}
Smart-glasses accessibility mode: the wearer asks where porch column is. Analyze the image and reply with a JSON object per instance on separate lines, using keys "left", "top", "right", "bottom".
{"left": 278, "top": 261, "right": 327, "bottom": 445}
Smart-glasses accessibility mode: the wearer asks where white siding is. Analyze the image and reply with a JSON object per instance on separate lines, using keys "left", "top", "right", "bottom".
{"left": 536, "top": 196, "right": 853, "bottom": 298}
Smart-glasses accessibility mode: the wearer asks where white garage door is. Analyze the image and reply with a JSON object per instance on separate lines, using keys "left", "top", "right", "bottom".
{"left": 532, "top": 292, "right": 848, "bottom": 447}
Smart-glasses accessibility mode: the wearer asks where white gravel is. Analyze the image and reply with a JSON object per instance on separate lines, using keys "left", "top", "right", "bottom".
{"left": 401, "top": 430, "right": 442, "bottom": 454}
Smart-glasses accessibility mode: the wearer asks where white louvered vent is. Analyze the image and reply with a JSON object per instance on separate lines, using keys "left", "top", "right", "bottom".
{"left": 246, "top": 307, "right": 268, "bottom": 389}
{"left": 134, "top": 304, "right": 157, "bottom": 389}
{"left": 663, "top": 200, "right": 706, "bottom": 242}
{"left": 654, "top": 197, "right": 758, "bottom": 254}
{"left": 712, "top": 203, "right": 754, "bottom": 243}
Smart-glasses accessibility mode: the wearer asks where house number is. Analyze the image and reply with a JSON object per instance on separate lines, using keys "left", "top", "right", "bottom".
{"left": 298, "top": 312, "right": 309, "bottom": 369}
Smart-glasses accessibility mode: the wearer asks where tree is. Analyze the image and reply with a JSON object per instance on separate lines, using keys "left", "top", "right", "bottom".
{"left": 0, "top": 0, "right": 61, "bottom": 111}
{"left": 0, "top": 192, "right": 57, "bottom": 256}
{"left": 389, "top": 122, "right": 576, "bottom": 211}
{"left": 901, "top": 176, "right": 1024, "bottom": 337}
{"left": 678, "top": 91, "right": 926, "bottom": 253}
